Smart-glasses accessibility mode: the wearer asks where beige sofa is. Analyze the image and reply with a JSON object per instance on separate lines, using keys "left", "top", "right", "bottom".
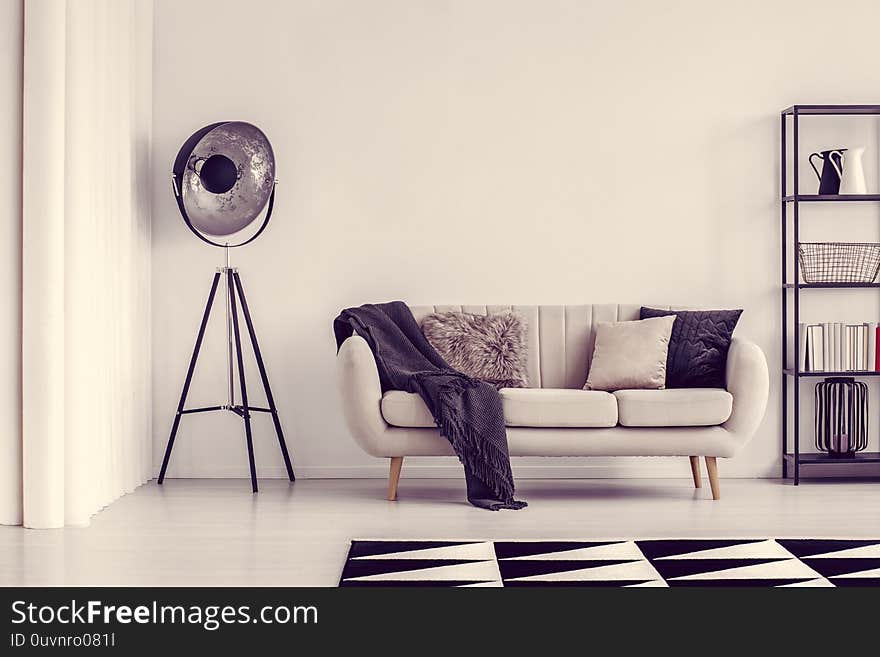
{"left": 336, "top": 304, "right": 769, "bottom": 501}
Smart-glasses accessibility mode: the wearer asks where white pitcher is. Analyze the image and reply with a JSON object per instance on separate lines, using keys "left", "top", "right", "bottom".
{"left": 834, "top": 146, "right": 867, "bottom": 194}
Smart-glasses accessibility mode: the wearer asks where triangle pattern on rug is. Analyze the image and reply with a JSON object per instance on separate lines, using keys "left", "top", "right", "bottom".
{"left": 650, "top": 557, "right": 781, "bottom": 580}
{"left": 500, "top": 541, "right": 645, "bottom": 562}
{"left": 653, "top": 539, "right": 793, "bottom": 561}
{"left": 663, "top": 558, "right": 822, "bottom": 582}
{"left": 829, "top": 577, "right": 880, "bottom": 587}
{"left": 779, "top": 578, "right": 835, "bottom": 587}
{"left": 505, "top": 579, "right": 657, "bottom": 588}
{"left": 502, "top": 559, "right": 662, "bottom": 583}
{"left": 795, "top": 544, "right": 880, "bottom": 560}
{"left": 803, "top": 558, "right": 880, "bottom": 579}
{"left": 341, "top": 558, "right": 497, "bottom": 581}
{"left": 776, "top": 539, "right": 880, "bottom": 559}
{"left": 351, "top": 541, "right": 496, "bottom": 562}
{"left": 667, "top": 578, "right": 818, "bottom": 587}
{"left": 342, "top": 559, "right": 501, "bottom": 583}
{"left": 340, "top": 579, "right": 493, "bottom": 588}
{"left": 347, "top": 540, "right": 483, "bottom": 559}
{"left": 499, "top": 559, "right": 636, "bottom": 580}
{"left": 494, "top": 541, "right": 628, "bottom": 560}
{"left": 636, "top": 539, "right": 762, "bottom": 561}
{"left": 626, "top": 580, "right": 669, "bottom": 587}
{"left": 459, "top": 581, "right": 504, "bottom": 588}
{"left": 339, "top": 539, "right": 880, "bottom": 587}
{"left": 837, "top": 567, "right": 880, "bottom": 578}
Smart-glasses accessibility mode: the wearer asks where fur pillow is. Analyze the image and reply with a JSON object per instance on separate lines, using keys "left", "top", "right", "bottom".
{"left": 421, "top": 312, "right": 529, "bottom": 388}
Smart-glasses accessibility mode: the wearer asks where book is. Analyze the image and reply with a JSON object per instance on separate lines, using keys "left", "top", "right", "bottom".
{"left": 876, "top": 325, "right": 880, "bottom": 371}
{"left": 805, "top": 325, "right": 812, "bottom": 371}
{"left": 859, "top": 324, "right": 867, "bottom": 370}
{"left": 845, "top": 323, "right": 867, "bottom": 370}
{"left": 834, "top": 323, "right": 839, "bottom": 369}
{"left": 808, "top": 324, "right": 824, "bottom": 371}
{"left": 824, "top": 322, "right": 832, "bottom": 371}
{"left": 833, "top": 322, "right": 842, "bottom": 371}
{"left": 856, "top": 325, "right": 863, "bottom": 370}
{"left": 869, "top": 322, "right": 877, "bottom": 371}
{"left": 862, "top": 325, "right": 867, "bottom": 369}
{"left": 850, "top": 325, "right": 857, "bottom": 370}
{"left": 798, "top": 322, "right": 808, "bottom": 372}
{"left": 846, "top": 324, "right": 855, "bottom": 370}
{"left": 857, "top": 324, "right": 863, "bottom": 369}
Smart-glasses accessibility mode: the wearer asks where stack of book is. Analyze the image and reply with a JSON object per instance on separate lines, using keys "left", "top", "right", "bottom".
{"left": 798, "top": 322, "right": 880, "bottom": 372}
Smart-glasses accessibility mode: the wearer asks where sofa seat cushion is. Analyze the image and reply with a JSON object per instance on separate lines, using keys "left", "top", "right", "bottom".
{"left": 613, "top": 388, "right": 733, "bottom": 427}
{"left": 380, "top": 388, "right": 618, "bottom": 428}
{"left": 500, "top": 388, "right": 617, "bottom": 427}
{"left": 381, "top": 391, "right": 436, "bottom": 428}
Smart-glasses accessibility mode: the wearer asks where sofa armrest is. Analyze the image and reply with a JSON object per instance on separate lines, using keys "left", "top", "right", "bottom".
{"left": 722, "top": 336, "right": 769, "bottom": 446}
{"left": 336, "top": 335, "right": 390, "bottom": 457}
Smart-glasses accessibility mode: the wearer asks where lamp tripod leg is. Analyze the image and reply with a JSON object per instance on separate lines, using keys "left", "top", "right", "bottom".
{"left": 228, "top": 270, "right": 259, "bottom": 493}
{"left": 233, "top": 272, "right": 295, "bottom": 481}
{"left": 224, "top": 247, "right": 235, "bottom": 408}
{"left": 159, "top": 272, "right": 221, "bottom": 484}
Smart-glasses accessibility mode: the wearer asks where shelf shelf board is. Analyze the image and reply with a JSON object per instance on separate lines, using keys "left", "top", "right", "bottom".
{"left": 783, "top": 282, "right": 880, "bottom": 289}
{"left": 784, "top": 368, "right": 880, "bottom": 377}
{"left": 783, "top": 194, "right": 880, "bottom": 202}
{"left": 783, "top": 452, "right": 880, "bottom": 464}
{"left": 785, "top": 452, "right": 880, "bottom": 465}
{"left": 781, "top": 104, "right": 880, "bottom": 116}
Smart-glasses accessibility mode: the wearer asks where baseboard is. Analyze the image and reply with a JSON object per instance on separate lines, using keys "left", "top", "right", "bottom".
{"left": 160, "top": 462, "right": 779, "bottom": 479}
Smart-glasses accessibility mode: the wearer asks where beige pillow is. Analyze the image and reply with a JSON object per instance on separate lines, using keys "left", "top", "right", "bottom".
{"left": 584, "top": 315, "right": 676, "bottom": 391}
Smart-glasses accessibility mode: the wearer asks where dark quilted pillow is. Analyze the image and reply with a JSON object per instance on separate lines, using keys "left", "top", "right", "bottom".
{"left": 639, "top": 307, "right": 742, "bottom": 388}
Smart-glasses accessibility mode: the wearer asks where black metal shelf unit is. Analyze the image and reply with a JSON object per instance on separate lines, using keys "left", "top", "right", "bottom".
{"left": 781, "top": 104, "right": 880, "bottom": 484}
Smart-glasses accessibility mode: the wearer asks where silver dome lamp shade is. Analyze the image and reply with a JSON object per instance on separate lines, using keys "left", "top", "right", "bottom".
{"left": 171, "top": 121, "right": 277, "bottom": 245}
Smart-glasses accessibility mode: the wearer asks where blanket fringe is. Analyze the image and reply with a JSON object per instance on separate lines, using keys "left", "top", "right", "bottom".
{"left": 433, "top": 377, "right": 519, "bottom": 504}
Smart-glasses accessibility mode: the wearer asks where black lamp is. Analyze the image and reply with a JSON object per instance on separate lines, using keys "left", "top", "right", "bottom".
{"left": 158, "top": 121, "right": 295, "bottom": 492}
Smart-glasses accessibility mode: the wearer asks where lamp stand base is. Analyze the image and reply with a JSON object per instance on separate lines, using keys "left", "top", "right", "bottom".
{"left": 157, "top": 269, "right": 295, "bottom": 492}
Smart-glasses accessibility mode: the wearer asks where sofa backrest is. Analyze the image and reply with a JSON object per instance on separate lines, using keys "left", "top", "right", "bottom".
{"left": 409, "top": 304, "right": 676, "bottom": 389}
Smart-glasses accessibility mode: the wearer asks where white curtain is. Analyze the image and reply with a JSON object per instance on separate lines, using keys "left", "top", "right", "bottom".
{"left": 1, "top": 0, "right": 153, "bottom": 529}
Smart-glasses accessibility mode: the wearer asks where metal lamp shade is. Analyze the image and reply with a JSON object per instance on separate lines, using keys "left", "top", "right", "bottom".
{"left": 173, "top": 121, "right": 275, "bottom": 237}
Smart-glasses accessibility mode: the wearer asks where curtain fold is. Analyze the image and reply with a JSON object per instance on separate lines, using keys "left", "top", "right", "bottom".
{"left": 0, "top": 0, "right": 23, "bottom": 527}
{"left": 5, "top": 0, "right": 153, "bottom": 529}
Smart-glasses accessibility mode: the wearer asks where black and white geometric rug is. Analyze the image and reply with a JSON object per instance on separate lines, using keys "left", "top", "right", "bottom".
{"left": 339, "top": 539, "right": 880, "bottom": 587}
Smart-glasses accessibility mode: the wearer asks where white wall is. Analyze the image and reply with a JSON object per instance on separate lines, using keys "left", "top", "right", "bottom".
{"left": 152, "top": 0, "right": 880, "bottom": 480}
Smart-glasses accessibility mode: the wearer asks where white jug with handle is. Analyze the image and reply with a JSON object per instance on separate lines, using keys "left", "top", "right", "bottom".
{"left": 835, "top": 146, "right": 867, "bottom": 194}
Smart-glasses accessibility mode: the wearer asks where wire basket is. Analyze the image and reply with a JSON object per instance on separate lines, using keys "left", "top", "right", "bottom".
{"left": 797, "top": 242, "right": 880, "bottom": 283}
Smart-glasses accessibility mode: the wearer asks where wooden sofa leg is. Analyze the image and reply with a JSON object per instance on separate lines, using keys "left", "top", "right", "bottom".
{"left": 689, "top": 456, "right": 702, "bottom": 489}
{"left": 388, "top": 457, "right": 403, "bottom": 501}
{"left": 704, "top": 456, "right": 720, "bottom": 500}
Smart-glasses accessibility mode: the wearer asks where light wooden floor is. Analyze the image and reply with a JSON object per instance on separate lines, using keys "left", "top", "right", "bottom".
{"left": 1, "top": 477, "right": 878, "bottom": 586}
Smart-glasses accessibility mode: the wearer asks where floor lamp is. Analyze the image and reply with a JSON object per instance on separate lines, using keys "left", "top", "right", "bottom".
{"left": 157, "top": 121, "right": 295, "bottom": 492}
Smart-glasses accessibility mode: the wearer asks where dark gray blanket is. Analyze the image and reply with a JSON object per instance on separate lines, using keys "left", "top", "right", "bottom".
{"left": 334, "top": 302, "right": 526, "bottom": 511}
